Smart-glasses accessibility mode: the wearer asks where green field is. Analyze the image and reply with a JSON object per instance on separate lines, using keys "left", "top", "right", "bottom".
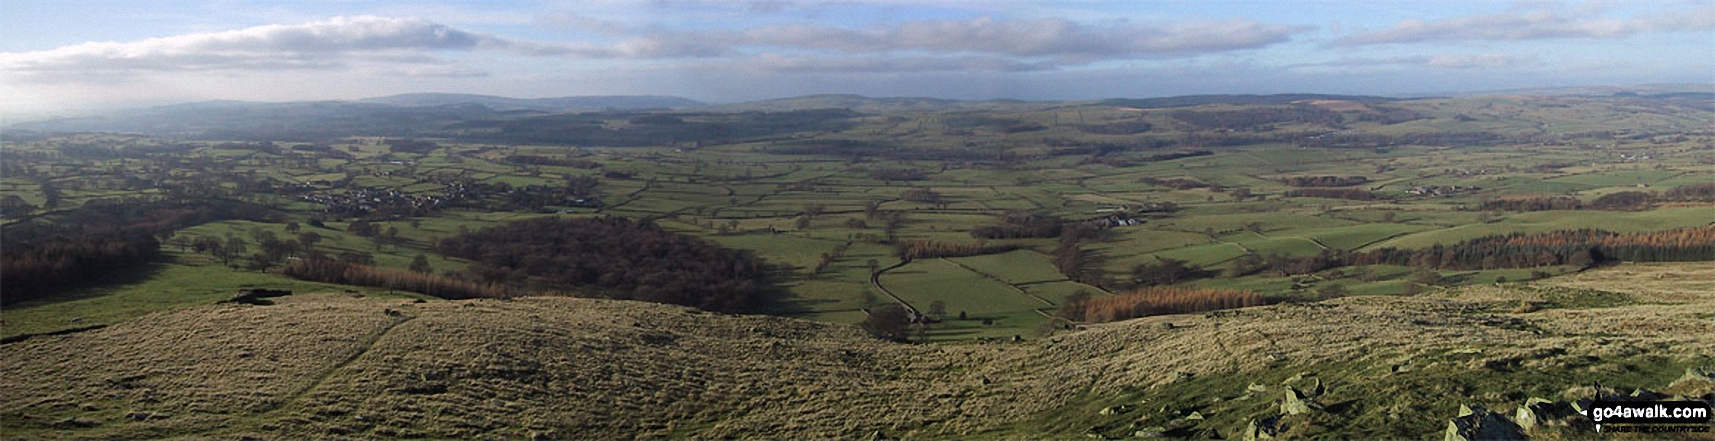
{"left": 4, "top": 93, "right": 1712, "bottom": 341}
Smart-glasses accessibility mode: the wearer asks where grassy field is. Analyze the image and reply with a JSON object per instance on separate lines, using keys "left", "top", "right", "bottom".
{"left": 3, "top": 94, "right": 1712, "bottom": 341}
{"left": 4, "top": 263, "right": 1709, "bottom": 439}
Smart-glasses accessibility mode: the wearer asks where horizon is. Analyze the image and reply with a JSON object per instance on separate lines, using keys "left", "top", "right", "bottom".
{"left": 3, "top": 1, "right": 1712, "bottom": 120}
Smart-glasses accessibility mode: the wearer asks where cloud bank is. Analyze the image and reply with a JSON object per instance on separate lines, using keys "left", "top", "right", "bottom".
{"left": 1338, "top": 4, "right": 1715, "bottom": 45}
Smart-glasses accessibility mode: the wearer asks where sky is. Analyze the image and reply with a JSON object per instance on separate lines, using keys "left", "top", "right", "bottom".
{"left": 2, "top": 0, "right": 1711, "bottom": 119}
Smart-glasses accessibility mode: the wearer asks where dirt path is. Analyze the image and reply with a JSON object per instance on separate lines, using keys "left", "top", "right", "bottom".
{"left": 249, "top": 312, "right": 418, "bottom": 417}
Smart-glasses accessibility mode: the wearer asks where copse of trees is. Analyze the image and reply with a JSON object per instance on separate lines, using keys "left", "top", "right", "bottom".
{"left": 437, "top": 216, "right": 770, "bottom": 313}
{"left": 1, "top": 198, "right": 277, "bottom": 303}
{"left": 867, "top": 167, "right": 927, "bottom": 181}
{"left": 1664, "top": 182, "right": 1715, "bottom": 202}
{"left": 1254, "top": 226, "right": 1715, "bottom": 275}
{"left": 899, "top": 187, "right": 943, "bottom": 204}
{"left": 1282, "top": 175, "right": 1369, "bottom": 187}
{"left": 1059, "top": 286, "right": 1265, "bottom": 323}
{"left": 1589, "top": 191, "right": 1655, "bottom": 211}
{"left": 893, "top": 240, "right": 1016, "bottom": 260}
{"left": 1052, "top": 224, "right": 1103, "bottom": 287}
{"left": 1284, "top": 188, "right": 1384, "bottom": 201}
{"left": 503, "top": 155, "right": 601, "bottom": 169}
{"left": 1, "top": 232, "right": 159, "bottom": 303}
{"left": 1139, "top": 177, "right": 1211, "bottom": 190}
{"left": 1478, "top": 196, "right": 1582, "bottom": 212}
{"left": 1128, "top": 258, "right": 1214, "bottom": 287}
{"left": 970, "top": 211, "right": 1063, "bottom": 239}
{"left": 384, "top": 138, "right": 439, "bottom": 154}
{"left": 282, "top": 257, "right": 503, "bottom": 300}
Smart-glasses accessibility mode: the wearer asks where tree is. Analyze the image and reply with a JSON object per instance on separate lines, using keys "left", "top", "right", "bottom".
{"left": 221, "top": 237, "right": 248, "bottom": 266}
{"left": 862, "top": 304, "right": 912, "bottom": 339}
{"left": 348, "top": 220, "right": 378, "bottom": 237}
{"left": 1411, "top": 269, "right": 1441, "bottom": 285}
{"left": 284, "top": 222, "right": 301, "bottom": 234}
{"left": 867, "top": 259, "right": 881, "bottom": 275}
{"left": 409, "top": 254, "right": 433, "bottom": 274}
{"left": 297, "top": 231, "right": 322, "bottom": 251}
{"left": 928, "top": 300, "right": 947, "bottom": 321}
{"left": 794, "top": 215, "right": 812, "bottom": 231}
{"left": 1056, "top": 290, "right": 1093, "bottom": 322}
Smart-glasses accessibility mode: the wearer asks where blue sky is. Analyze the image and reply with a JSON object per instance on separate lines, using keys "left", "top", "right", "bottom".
{"left": 2, "top": 0, "right": 1711, "bottom": 118}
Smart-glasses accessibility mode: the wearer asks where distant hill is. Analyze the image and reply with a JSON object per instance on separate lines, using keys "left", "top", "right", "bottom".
{"left": 9, "top": 101, "right": 507, "bottom": 140}
{"left": 359, "top": 93, "right": 703, "bottom": 111}
{"left": 705, "top": 94, "right": 1040, "bottom": 113}
{"left": 1450, "top": 83, "right": 1715, "bottom": 97}
{"left": 1097, "top": 94, "right": 1403, "bottom": 109}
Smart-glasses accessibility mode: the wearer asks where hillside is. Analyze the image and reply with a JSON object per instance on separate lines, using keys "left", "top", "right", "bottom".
{"left": 359, "top": 94, "right": 704, "bottom": 111}
{"left": 4, "top": 263, "right": 1711, "bottom": 439}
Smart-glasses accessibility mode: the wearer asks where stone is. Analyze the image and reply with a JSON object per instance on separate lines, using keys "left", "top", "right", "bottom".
{"left": 1281, "top": 388, "right": 1313, "bottom": 415}
{"left": 56, "top": 417, "right": 99, "bottom": 428}
{"left": 1444, "top": 404, "right": 1524, "bottom": 441}
{"left": 1513, "top": 397, "right": 1573, "bottom": 430}
{"left": 1242, "top": 414, "right": 1284, "bottom": 441}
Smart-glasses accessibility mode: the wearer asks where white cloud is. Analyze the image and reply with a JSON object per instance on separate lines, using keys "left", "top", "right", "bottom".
{"left": 739, "top": 53, "right": 1054, "bottom": 73}
{"left": 623, "top": 17, "right": 1310, "bottom": 59}
{"left": 0, "top": 16, "right": 568, "bottom": 78}
{"left": 1336, "top": 4, "right": 1715, "bottom": 45}
{"left": 1290, "top": 52, "right": 1541, "bottom": 71}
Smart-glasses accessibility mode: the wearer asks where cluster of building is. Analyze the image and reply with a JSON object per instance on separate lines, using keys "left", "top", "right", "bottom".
{"left": 299, "top": 188, "right": 447, "bottom": 215}
{"left": 1404, "top": 185, "right": 1481, "bottom": 197}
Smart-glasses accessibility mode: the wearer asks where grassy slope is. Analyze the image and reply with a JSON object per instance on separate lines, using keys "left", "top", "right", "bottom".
{"left": 3, "top": 263, "right": 1710, "bottom": 439}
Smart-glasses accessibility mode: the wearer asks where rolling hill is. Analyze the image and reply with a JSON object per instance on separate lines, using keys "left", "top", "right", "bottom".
{"left": 4, "top": 263, "right": 1710, "bottom": 439}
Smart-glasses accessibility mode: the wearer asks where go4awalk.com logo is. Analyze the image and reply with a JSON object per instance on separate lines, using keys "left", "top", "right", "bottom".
{"left": 1583, "top": 400, "right": 1712, "bottom": 433}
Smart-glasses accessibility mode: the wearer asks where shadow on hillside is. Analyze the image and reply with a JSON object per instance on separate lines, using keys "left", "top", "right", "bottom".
{"left": 0, "top": 258, "right": 175, "bottom": 309}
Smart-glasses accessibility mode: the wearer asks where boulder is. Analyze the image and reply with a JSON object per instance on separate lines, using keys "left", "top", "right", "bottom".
{"left": 224, "top": 288, "right": 293, "bottom": 305}
{"left": 1281, "top": 387, "right": 1314, "bottom": 415}
{"left": 1444, "top": 404, "right": 1524, "bottom": 441}
{"left": 1241, "top": 414, "right": 1284, "bottom": 441}
{"left": 1513, "top": 397, "right": 1561, "bottom": 430}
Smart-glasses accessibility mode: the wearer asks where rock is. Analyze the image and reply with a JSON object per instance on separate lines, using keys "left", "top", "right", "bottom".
{"left": 56, "top": 417, "right": 99, "bottom": 428}
{"left": 1444, "top": 404, "right": 1524, "bottom": 441}
{"left": 1185, "top": 411, "right": 1204, "bottom": 420}
{"left": 1626, "top": 387, "right": 1665, "bottom": 401}
{"left": 1242, "top": 414, "right": 1284, "bottom": 441}
{"left": 1669, "top": 366, "right": 1715, "bottom": 395}
{"left": 1132, "top": 428, "right": 1164, "bottom": 438}
{"left": 1247, "top": 383, "right": 1269, "bottom": 393}
{"left": 1281, "top": 387, "right": 1314, "bottom": 415}
{"left": 1514, "top": 397, "right": 1574, "bottom": 430}
{"left": 1100, "top": 404, "right": 1132, "bottom": 416}
{"left": 224, "top": 288, "right": 292, "bottom": 305}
